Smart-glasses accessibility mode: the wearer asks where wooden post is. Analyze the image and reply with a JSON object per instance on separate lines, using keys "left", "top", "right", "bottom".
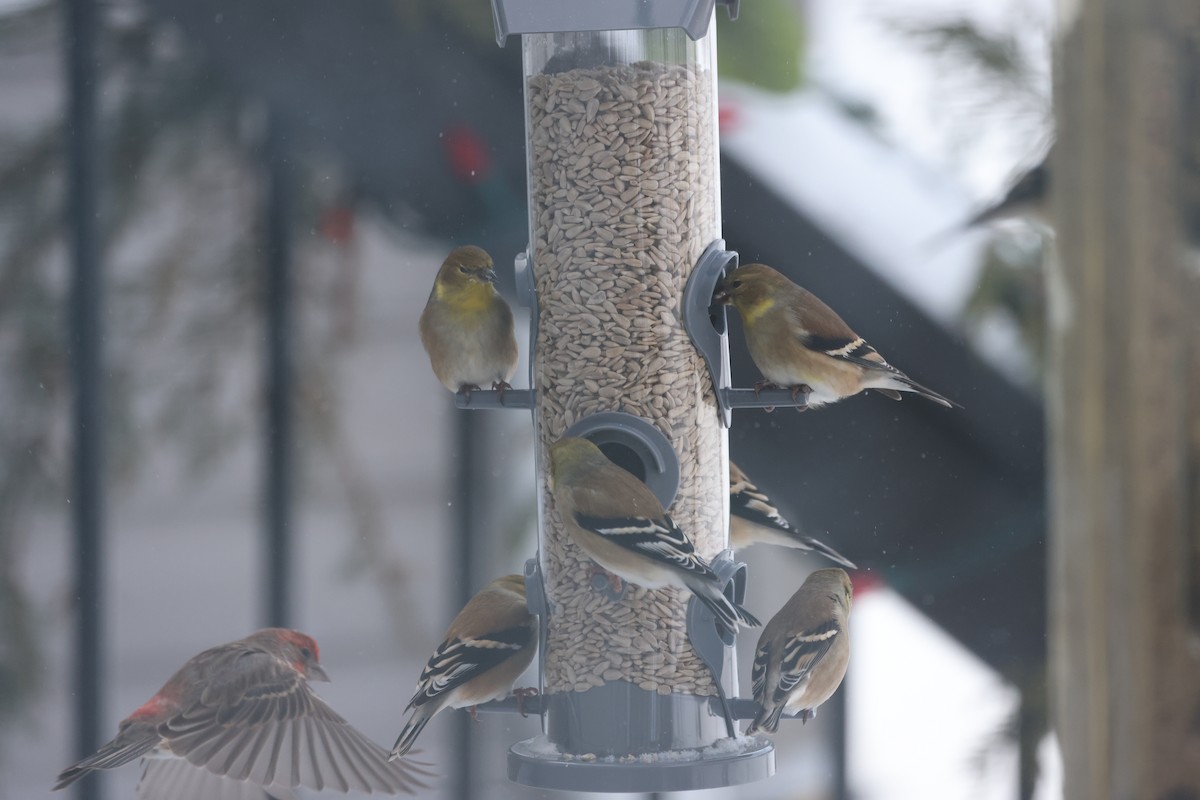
{"left": 1049, "top": 1, "right": 1200, "bottom": 798}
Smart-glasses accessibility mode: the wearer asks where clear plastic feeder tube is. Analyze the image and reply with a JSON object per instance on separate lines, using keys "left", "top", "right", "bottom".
{"left": 524, "top": 24, "right": 731, "bottom": 754}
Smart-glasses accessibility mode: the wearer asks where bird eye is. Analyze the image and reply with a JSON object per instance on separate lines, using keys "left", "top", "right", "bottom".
{"left": 300, "top": 647, "right": 312, "bottom": 659}
{"left": 458, "top": 265, "right": 469, "bottom": 274}
{"left": 731, "top": 280, "right": 743, "bottom": 289}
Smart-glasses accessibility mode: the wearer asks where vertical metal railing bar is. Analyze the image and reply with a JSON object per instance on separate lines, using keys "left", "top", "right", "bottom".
{"left": 831, "top": 673, "right": 848, "bottom": 799}
{"left": 64, "top": 0, "right": 104, "bottom": 797}
{"left": 263, "top": 115, "right": 293, "bottom": 629}
{"left": 452, "top": 412, "right": 481, "bottom": 800}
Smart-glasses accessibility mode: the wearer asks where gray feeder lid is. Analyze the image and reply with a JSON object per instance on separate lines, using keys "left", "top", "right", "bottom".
{"left": 490, "top": 0, "right": 740, "bottom": 46}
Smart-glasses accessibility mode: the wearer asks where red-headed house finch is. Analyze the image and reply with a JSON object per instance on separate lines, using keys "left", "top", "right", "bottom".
{"left": 715, "top": 264, "right": 958, "bottom": 410}
{"left": 54, "top": 628, "right": 430, "bottom": 797}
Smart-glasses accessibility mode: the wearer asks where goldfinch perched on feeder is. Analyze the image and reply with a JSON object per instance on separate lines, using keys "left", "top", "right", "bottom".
{"left": 729, "top": 461, "right": 856, "bottom": 569}
{"left": 54, "top": 628, "right": 430, "bottom": 797}
{"left": 390, "top": 574, "right": 536, "bottom": 760}
{"left": 748, "top": 568, "right": 853, "bottom": 734}
{"left": 419, "top": 245, "right": 519, "bottom": 396}
{"left": 714, "top": 264, "right": 958, "bottom": 409}
{"left": 548, "top": 436, "right": 761, "bottom": 638}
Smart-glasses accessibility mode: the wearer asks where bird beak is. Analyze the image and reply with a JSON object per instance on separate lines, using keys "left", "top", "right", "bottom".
{"left": 308, "top": 663, "right": 331, "bottom": 682}
{"left": 712, "top": 283, "right": 731, "bottom": 305}
{"left": 482, "top": 268, "right": 499, "bottom": 284}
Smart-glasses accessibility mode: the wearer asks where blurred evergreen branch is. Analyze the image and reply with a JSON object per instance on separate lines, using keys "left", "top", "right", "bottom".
{"left": 878, "top": 7, "right": 1053, "bottom": 392}
{"left": 887, "top": 18, "right": 1029, "bottom": 85}
{"left": 0, "top": 1, "right": 420, "bottom": 746}
{"left": 0, "top": 4, "right": 256, "bottom": 734}
{"left": 879, "top": 11, "right": 1052, "bottom": 162}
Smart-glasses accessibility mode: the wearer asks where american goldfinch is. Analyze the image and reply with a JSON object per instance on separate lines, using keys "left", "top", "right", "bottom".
{"left": 390, "top": 574, "right": 536, "bottom": 760}
{"left": 54, "top": 628, "right": 429, "bottom": 796}
{"left": 748, "top": 568, "right": 853, "bottom": 734}
{"left": 729, "top": 461, "right": 857, "bottom": 568}
{"left": 419, "top": 245, "right": 519, "bottom": 395}
{"left": 715, "top": 264, "right": 958, "bottom": 409}
{"left": 548, "top": 436, "right": 761, "bottom": 638}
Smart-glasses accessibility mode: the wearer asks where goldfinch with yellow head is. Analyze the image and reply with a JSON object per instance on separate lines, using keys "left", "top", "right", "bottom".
{"left": 419, "top": 245, "right": 518, "bottom": 395}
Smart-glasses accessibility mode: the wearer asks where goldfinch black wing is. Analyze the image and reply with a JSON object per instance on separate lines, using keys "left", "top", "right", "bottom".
{"left": 729, "top": 467, "right": 794, "bottom": 534}
{"left": 751, "top": 641, "right": 771, "bottom": 703}
{"left": 571, "top": 511, "right": 717, "bottom": 580}
{"left": 407, "top": 625, "right": 533, "bottom": 710}
{"left": 774, "top": 620, "right": 842, "bottom": 700}
{"left": 799, "top": 331, "right": 903, "bottom": 373}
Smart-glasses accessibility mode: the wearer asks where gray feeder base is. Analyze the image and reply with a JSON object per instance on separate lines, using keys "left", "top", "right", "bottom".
{"left": 508, "top": 734, "right": 775, "bottom": 793}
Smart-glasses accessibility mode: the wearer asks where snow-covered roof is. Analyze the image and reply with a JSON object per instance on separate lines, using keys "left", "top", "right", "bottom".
{"left": 719, "top": 85, "right": 986, "bottom": 329}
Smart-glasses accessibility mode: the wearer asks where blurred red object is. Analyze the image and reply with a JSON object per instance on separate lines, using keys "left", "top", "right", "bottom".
{"left": 442, "top": 124, "right": 492, "bottom": 185}
{"left": 848, "top": 569, "right": 884, "bottom": 596}
{"left": 717, "top": 100, "right": 740, "bottom": 134}
{"left": 319, "top": 205, "right": 356, "bottom": 246}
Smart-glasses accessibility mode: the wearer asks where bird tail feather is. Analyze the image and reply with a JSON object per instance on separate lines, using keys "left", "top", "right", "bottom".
{"left": 389, "top": 712, "right": 430, "bottom": 761}
{"left": 53, "top": 728, "right": 159, "bottom": 790}
{"left": 800, "top": 536, "right": 857, "bottom": 569}
{"left": 746, "top": 702, "right": 787, "bottom": 735}
{"left": 733, "top": 600, "right": 761, "bottom": 629}
{"left": 689, "top": 579, "right": 761, "bottom": 638}
{"left": 889, "top": 374, "right": 960, "bottom": 409}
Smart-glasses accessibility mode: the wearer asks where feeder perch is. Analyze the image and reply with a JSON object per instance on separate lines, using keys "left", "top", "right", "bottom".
{"left": 484, "top": 0, "right": 774, "bottom": 791}
{"left": 454, "top": 389, "right": 535, "bottom": 410}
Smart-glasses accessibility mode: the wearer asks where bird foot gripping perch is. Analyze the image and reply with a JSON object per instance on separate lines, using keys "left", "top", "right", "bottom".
{"left": 744, "top": 381, "right": 811, "bottom": 414}
{"left": 513, "top": 686, "right": 540, "bottom": 717}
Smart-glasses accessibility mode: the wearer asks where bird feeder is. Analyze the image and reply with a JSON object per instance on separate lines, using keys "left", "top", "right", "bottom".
{"left": 478, "top": 0, "right": 775, "bottom": 792}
